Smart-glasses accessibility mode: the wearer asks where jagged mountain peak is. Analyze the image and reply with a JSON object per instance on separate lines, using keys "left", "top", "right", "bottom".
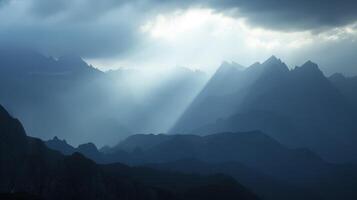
{"left": 52, "top": 136, "right": 68, "bottom": 144}
{"left": 218, "top": 61, "right": 245, "bottom": 72}
{"left": 292, "top": 60, "right": 324, "bottom": 78}
{"left": 262, "top": 56, "right": 289, "bottom": 73}
{"left": 46, "top": 136, "right": 75, "bottom": 155}
{"left": 263, "top": 55, "right": 281, "bottom": 64}
{"left": 301, "top": 60, "right": 320, "bottom": 70}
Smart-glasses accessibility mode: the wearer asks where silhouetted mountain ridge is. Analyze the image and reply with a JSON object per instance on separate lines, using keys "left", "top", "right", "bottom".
{"left": 45, "top": 136, "right": 76, "bottom": 155}
{"left": 0, "top": 104, "right": 259, "bottom": 200}
{"left": 0, "top": 49, "right": 207, "bottom": 146}
{"left": 173, "top": 56, "right": 357, "bottom": 162}
{"left": 101, "top": 132, "right": 357, "bottom": 200}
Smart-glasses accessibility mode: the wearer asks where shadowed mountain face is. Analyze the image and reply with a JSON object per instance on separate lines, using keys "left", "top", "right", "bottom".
{"left": 171, "top": 56, "right": 357, "bottom": 162}
{"left": 170, "top": 61, "right": 264, "bottom": 133}
{"left": 329, "top": 73, "right": 357, "bottom": 108}
{"left": 0, "top": 104, "right": 259, "bottom": 200}
{"left": 0, "top": 49, "right": 207, "bottom": 146}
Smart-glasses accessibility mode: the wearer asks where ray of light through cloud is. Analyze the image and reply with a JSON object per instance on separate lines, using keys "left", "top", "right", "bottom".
{"left": 0, "top": 0, "right": 357, "bottom": 145}
{"left": 90, "top": 8, "right": 336, "bottom": 73}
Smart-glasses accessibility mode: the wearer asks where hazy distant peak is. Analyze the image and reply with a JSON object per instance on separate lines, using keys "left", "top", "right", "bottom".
{"left": 293, "top": 60, "right": 323, "bottom": 76}
{"left": 232, "top": 61, "right": 245, "bottom": 70}
{"left": 171, "top": 66, "right": 205, "bottom": 75}
{"left": 302, "top": 60, "right": 319, "bottom": 69}
{"left": 329, "top": 73, "right": 346, "bottom": 81}
{"left": 217, "top": 61, "right": 245, "bottom": 75}
{"left": 261, "top": 56, "right": 289, "bottom": 75}
{"left": 77, "top": 142, "right": 98, "bottom": 151}
{"left": 220, "top": 61, "right": 230, "bottom": 67}
{"left": 330, "top": 72, "right": 345, "bottom": 78}
{"left": 250, "top": 61, "right": 261, "bottom": 66}
{"left": 245, "top": 61, "right": 262, "bottom": 71}
{"left": 263, "top": 55, "right": 281, "bottom": 65}
{"left": 220, "top": 61, "right": 245, "bottom": 70}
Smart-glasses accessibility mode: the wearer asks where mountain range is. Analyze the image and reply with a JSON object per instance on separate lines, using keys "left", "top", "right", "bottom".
{"left": 2, "top": 50, "right": 357, "bottom": 199}
{"left": 0, "top": 104, "right": 258, "bottom": 200}
{"left": 2, "top": 49, "right": 357, "bottom": 163}
{"left": 46, "top": 132, "right": 357, "bottom": 200}
{"left": 171, "top": 56, "right": 357, "bottom": 162}
{"left": 0, "top": 49, "right": 207, "bottom": 146}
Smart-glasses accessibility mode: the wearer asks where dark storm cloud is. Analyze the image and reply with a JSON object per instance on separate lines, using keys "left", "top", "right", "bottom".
{"left": 0, "top": 0, "right": 357, "bottom": 59}
{"left": 0, "top": 0, "right": 145, "bottom": 58}
{"left": 29, "top": 0, "right": 131, "bottom": 20}
{"left": 205, "top": 0, "right": 357, "bottom": 31}
{"left": 30, "top": 0, "right": 70, "bottom": 17}
{"left": 0, "top": 23, "right": 137, "bottom": 58}
{"left": 25, "top": 0, "right": 357, "bottom": 32}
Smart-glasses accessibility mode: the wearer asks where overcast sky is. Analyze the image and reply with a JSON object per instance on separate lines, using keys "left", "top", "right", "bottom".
{"left": 1, "top": 0, "right": 357, "bottom": 75}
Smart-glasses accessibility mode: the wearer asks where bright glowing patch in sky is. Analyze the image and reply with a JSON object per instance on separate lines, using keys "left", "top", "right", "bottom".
{"left": 141, "top": 9, "right": 313, "bottom": 49}
{"left": 89, "top": 9, "right": 357, "bottom": 74}
{"left": 133, "top": 9, "right": 313, "bottom": 70}
{"left": 141, "top": 9, "right": 228, "bottom": 41}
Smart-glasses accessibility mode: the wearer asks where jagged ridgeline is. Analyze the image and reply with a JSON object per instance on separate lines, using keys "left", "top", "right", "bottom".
{"left": 0, "top": 49, "right": 207, "bottom": 147}
{"left": 2, "top": 50, "right": 357, "bottom": 200}
{"left": 0, "top": 104, "right": 258, "bottom": 200}
{"left": 1, "top": 50, "right": 357, "bottom": 164}
{"left": 171, "top": 56, "right": 357, "bottom": 163}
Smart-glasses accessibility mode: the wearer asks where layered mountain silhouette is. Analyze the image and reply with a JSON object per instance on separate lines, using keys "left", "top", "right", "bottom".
{"left": 46, "top": 132, "right": 357, "bottom": 200}
{"left": 4, "top": 50, "right": 357, "bottom": 163}
{"left": 0, "top": 49, "right": 207, "bottom": 146}
{"left": 171, "top": 56, "right": 357, "bottom": 162}
{"left": 0, "top": 48, "right": 101, "bottom": 76}
{"left": 3, "top": 49, "right": 357, "bottom": 199}
{"left": 118, "top": 132, "right": 357, "bottom": 199}
{"left": 46, "top": 136, "right": 109, "bottom": 163}
{"left": 0, "top": 104, "right": 258, "bottom": 200}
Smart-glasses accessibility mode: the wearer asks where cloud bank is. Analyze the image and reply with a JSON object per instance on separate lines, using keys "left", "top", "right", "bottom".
{"left": 0, "top": 0, "right": 357, "bottom": 74}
